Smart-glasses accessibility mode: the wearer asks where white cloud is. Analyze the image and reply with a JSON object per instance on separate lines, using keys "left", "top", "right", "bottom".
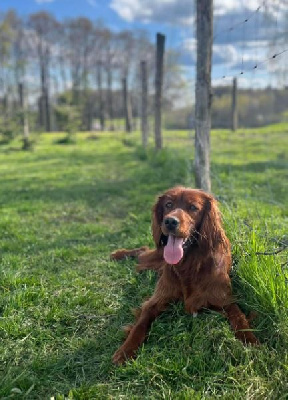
{"left": 214, "top": 44, "right": 239, "bottom": 64}
{"left": 110, "top": 0, "right": 286, "bottom": 90}
{"left": 183, "top": 38, "right": 196, "bottom": 52}
{"left": 183, "top": 39, "right": 241, "bottom": 65}
{"left": 182, "top": 35, "right": 271, "bottom": 69}
{"left": 87, "top": 0, "right": 97, "bottom": 7}
{"left": 110, "top": 0, "right": 194, "bottom": 25}
{"left": 111, "top": 1, "right": 151, "bottom": 23}
{"left": 214, "top": 0, "right": 260, "bottom": 16}
{"left": 110, "top": 0, "right": 285, "bottom": 24}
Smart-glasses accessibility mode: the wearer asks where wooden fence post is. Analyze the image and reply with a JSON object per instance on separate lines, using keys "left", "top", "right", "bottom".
{"left": 122, "top": 77, "right": 132, "bottom": 132}
{"left": 140, "top": 60, "right": 148, "bottom": 147}
{"left": 194, "top": 0, "right": 213, "bottom": 192}
{"left": 154, "top": 33, "right": 165, "bottom": 150}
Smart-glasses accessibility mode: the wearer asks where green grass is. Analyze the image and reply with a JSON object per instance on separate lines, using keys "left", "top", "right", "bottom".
{"left": 0, "top": 126, "right": 287, "bottom": 399}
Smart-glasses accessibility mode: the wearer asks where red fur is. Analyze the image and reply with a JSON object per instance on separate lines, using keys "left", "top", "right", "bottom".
{"left": 111, "top": 186, "right": 259, "bottom": 365}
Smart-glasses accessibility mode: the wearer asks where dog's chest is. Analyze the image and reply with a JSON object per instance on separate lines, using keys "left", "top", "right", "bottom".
{"left": 163, "top": 263, "right": 207, "bottom": 299}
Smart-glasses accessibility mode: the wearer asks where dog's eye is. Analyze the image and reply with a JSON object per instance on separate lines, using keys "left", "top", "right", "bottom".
{"left": 190, "top": 204, "right": 198, "bottom": 212}
{"left": 165, "top": 201, "right": 173, "bottom": 209}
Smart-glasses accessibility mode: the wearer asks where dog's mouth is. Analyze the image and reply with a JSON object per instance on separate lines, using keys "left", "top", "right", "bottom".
{"left": 161, "top": 234, "right": 190, "bottom": 265}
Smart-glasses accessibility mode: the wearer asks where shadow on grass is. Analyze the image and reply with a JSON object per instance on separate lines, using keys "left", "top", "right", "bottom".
{"left": 2, "top": 268, "right": 229, "bottom": 398}
{"left": 14, "top": 263, "right": 282, "bottom": 399}
{"left": 215, "top": 160, "right": 287, "bottom": 173}
{"left": 1, "top": 144, "right": 287, "bottom": 397}
{"left": 1, "top": 239, "right": 286, "bottom": 398}
{"left": 0, "top": 148, "right": 187, "bottom": 212}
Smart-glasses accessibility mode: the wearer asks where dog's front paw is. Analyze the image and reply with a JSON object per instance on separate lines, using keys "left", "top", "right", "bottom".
{"left": 112, "top": 346, "right": 136, "bottom": 365}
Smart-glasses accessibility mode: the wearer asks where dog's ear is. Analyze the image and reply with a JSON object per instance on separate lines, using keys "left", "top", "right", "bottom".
{"left": 151, "top": 195, "right": 164, "bottom": 247}
{"left": 198, "top": 195, "right": 226, "bottom": 252}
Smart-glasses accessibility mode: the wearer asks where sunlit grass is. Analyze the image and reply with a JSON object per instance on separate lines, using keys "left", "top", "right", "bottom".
{"left": 0, "top": 124, "right": 287, "bottom": 399}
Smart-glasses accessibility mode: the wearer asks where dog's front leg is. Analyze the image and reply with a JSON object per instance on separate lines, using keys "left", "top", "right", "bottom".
{"left": 113, "top": 296, "right": 168, "bottom": 365}
{"left": 184, "top": 294, "right": 204, "bottom": 316}
{"left": 110, "top": 246, "right": 149, "bottom": 261}
{"left": 112, "top": 278, "right": 174, "bottom": 365}
{"left": 136, "top": 248, "right": 164, "bottom": 272}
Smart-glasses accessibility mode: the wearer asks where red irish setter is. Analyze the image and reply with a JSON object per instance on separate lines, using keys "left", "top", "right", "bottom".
{"left": 111, "top": 186, "right": 258, "bottom": 365}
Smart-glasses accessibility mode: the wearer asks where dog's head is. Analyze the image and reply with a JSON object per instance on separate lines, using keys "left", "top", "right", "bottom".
{"left": 152, "top": 186, "right": 226, "bottom": 265}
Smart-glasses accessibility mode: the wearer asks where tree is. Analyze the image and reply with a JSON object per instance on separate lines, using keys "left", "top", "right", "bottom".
{"left": 100, "top": 28, "right": 118, "bottom": 130}
{"left": 133, "top": 30, "right": 155, "bottom": 133}
{"left": 0, "top": 11, "right": 15, "bottom": 110}
{"left": 93, "top": 25, "right": 108, "bottom": 131}
{"left": 0, "top": 11, "right": 25, "bottom": 145}
{"left": 117, "top": 31, "right": 135, "bottom": 132}
{"left": 28, "top": 12, "right": 59, "bottom": 132}
{"left": 65, "top": 17, "right": 94, "bottom": 129}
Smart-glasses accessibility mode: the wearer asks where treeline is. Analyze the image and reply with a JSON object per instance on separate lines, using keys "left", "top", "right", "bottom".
{"left": 165, "top": 86, "right": 288, "bottom": 130}
{"left": 1, "top": 9, "right": 287, "bottom": 143}
{"left": 0, "top": 10, "right": 181, "bottom": 142}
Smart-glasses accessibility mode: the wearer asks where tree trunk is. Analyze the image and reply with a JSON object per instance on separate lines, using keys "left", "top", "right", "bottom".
{"left": 97, "top": 64, "right": 105, "bottom": 131}
{"left": 40, "top": 65, "right": 46, "bottom": 130}
{"left": 38, "top": 96, "right": 43, "bottom": 129}
{"left": 3, "top": 94, "right": 8, "bottom": 114}
{"left": 232, "top": 77, "right": 238, "bottom": 131}
{"left": 87, "top": 94, "right": 93, "bottom": 131}
{"left": 107, "top": 68, "right": 115, "bottom": 130}
{"left": 44, "top": 86, "right": 51, "bottom": 132}
{"left": 59, "top": 56, "right": 67, "bottom": 92}
{"left": 154, "top": 33, "right": 165, "bottom": 150}
{"left": 140, "top": 61, "right": 148, "bottom": 147}
{"left": 194, "top": 0, "right": 213, "bottom": 192}
{"left": 18, "top": 82, "right": 30, "bottom": 149}
{"left": 51, "top": 75, "right": 59, "bottom": 131}
{"left": 122, "top": 77, "right": 132, "bottom": 133}
{"left": 40, "top": 62, "right": 50, "bottom": 132}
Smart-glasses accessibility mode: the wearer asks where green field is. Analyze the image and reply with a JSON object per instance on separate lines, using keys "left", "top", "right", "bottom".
{"left": 0, "top": 125, "right": 287, "bottom": 399}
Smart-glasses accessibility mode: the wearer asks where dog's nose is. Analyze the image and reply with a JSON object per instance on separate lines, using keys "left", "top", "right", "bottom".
{"left": 164, "top": 216, "right": 179, "bottom": 231}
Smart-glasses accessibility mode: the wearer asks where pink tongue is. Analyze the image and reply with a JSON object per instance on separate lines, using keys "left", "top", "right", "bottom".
{"left": 163, "top": 235, "right": 184, "bottom": 265}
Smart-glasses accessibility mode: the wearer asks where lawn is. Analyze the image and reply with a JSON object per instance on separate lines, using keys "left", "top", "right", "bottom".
{"left": 0, "top": 124, "right": 287, "bottom": 399}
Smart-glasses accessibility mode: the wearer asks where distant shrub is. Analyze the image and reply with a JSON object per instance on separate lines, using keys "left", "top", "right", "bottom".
{"left": 135, "top": 145, "right": 148, "bottom": 160}
{"left": 0, "top": 115, "right": 22, "bottom": 144}
{"left": 54, "top": 135, "right": 76, "bottom": 145}
{"left": 54, "top": 105, "right": 81, "bottom": 144}
{"left": 164, "top": 87, "right": 288, "bottom": 129}
{"left": 122, "top": 138, "right": 135, "bottom": 147}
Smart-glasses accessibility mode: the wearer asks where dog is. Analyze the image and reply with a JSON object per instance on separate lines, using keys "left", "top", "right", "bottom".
{"left": 111, "top": 186, "right": 259, "bottom": 364}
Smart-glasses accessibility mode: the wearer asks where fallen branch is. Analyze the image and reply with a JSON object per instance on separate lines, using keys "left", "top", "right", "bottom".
{"left": 256, "top": 244, "right": 288, "bottom": 256}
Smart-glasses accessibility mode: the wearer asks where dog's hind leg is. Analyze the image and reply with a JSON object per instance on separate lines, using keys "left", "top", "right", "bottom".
{"left": 223, "top": 303, "right": 259, "bottom": 345}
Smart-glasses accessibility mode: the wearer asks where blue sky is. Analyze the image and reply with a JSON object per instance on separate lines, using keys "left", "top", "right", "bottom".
{"left": 1, "top": 0, "right": 287, "bottom": 93}
{"left": 1, "top": 0, "right": 172, "bottom": 38}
